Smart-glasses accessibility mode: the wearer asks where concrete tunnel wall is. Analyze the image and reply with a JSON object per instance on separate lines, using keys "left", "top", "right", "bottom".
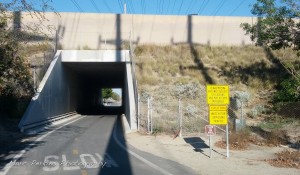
{"left": 19, "top": 50, "right": 137, "bottom": 131}
{"left": 19, "top": 51, "right": 77, "bottom": 129}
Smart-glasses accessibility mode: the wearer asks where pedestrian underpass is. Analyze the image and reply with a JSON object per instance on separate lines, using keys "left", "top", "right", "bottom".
{"left": 18, "top": 50, "right": 137, "bottom": 132}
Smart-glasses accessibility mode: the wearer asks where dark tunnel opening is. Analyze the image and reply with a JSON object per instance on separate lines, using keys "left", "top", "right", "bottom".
{"left": 63, "top": 62, "right": 126, "bottom": 115}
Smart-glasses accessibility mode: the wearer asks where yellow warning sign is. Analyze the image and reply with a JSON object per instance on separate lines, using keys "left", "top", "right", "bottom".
{"left": 209, "top": 105, "right": 227, "bottom": 111}
{"left": 206, "top": 85, "right": 230, "bottom": 105}
{"left": 209, "top": 109, "right": 228, "bottom": 125}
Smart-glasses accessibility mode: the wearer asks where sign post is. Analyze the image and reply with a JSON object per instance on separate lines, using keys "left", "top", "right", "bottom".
{"left": 205, "top": 125, "right": 216, "bottom": 158}
{"left": 206, "top": 85, "right": 230, "bottom": 158}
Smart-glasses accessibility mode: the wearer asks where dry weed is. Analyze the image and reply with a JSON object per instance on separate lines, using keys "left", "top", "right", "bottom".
{"left": 266, "top": 150, "right": 300, "bottom": 169}
{"left": 215, "top": 129, "right": 252, "bottom": 150}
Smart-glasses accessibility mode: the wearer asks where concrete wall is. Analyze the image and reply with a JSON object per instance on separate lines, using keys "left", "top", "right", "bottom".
{"left": 19, "top": 12, "right": 255, "bottom": 49}
{"left": 19, "top": 51, "right": 78, "bottom": 129}
{"left": 19, "top": 50, "right": 137, "bottom": 131}
{"left": 124, "top": 61, "right": 137, "bottom": 131}
{"left": 61, "top": 50, "right": 129, "bottom": 62}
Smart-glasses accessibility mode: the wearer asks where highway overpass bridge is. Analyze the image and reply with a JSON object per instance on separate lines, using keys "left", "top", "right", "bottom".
{"left": 18, "top": 50, "right": 137, "bottom": 132}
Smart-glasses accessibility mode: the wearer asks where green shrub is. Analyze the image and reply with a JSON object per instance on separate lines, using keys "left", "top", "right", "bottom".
{"left": 274, "top": 77, "right": 300, "bottom": 102}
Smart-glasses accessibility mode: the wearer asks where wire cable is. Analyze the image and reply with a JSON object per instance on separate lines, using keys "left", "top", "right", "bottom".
{"left": 103, "top": 0, "right": 112, "bottom": 13}
{"left": 186, "top": 0, "right": 196, "bottom": 15}
{"left": 161, "top": 0, "right": 164, "bottom": 14}
{"left": 229, "top": 0, "right": 245, "bottom": 16}
{"left": 142, "top": 0, "right": 146, "bottom": 14}
{"left": 70, "top": 0, "right": 83, "bottom": 12}
{"left": 197, "top": 0, "right": 208, "bottom": 15}
{"left": 129, "top": 0, "right": 135, "bottom": 14}
{"left": 171, "top": 0, "right": 177, "bottom": 14}
{"left": 177, "top": 0, "right": 184, "bottom": 14}
{"left": 89, "top": 0, "right": 100, "bottom": 13}
{"left": 166, "top": 0, "right": 170, "bottom": 14}
{"left": 117, "top": 0, "right": 122, "bottom": 12}
{"left": 212, "top": 0, "right": 227, "bottom": 16}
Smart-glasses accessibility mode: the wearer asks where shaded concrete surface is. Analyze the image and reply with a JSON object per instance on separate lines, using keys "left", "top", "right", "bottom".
{"left": 1, "top": 116, "right": 197, "bottom": 175}
{"left": 0, "top": 119, "right": 39, "bottom": 170}
{"left": 19, "top": 51, "right": 76, "bottom": 130}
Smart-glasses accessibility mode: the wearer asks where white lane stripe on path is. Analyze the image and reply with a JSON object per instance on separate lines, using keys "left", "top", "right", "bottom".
{"left": 113, "top": 123, "right": 173, "bottom": 175}
{"left": 0, "top": 115, "right": 86, "bottom": 175}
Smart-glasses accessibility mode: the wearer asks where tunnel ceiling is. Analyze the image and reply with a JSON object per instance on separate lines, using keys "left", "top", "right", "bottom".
{"left": 63, "top": 62, "right": 125, "bottom": 76}
{"left": 63, "top": 62, "right": 126, "bottom": 115}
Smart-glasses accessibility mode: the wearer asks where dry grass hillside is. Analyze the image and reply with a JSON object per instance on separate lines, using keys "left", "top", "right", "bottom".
{"left": 135, "top": 44, "right": 297, "bottom": 89}
{"left": 134, "top": 44, "right": 299, "bottom": 146}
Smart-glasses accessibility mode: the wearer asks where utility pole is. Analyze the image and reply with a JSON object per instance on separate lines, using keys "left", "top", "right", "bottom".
{"left": 124, "top": 3, "right": 127, "bottom": 14}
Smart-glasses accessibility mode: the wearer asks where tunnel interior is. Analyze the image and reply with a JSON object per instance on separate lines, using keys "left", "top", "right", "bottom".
{"left": 64, "top": 62, "right": 126, "bottom": 115}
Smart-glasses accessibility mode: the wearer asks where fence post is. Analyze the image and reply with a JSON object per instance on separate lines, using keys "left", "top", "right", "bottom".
{"left": 147, "top": 97, "right": 150, "bottom": 133}
{"left": 33, "top": 67, "right": 36, "bottom": 92}
{"left": 43, "top": 52, "right": 46, "bottom": 67}
{"left": 55, "top": 29, "right": 58, "bottom": 52}
{"left": 150, "top": 97, "right": 153, "bottom": 134}
{"left": 137, "top": 94, "right": 140, "bottom": 131}
{"left": 241, "top": 100, "right": 244, "bottom": 127}
{"left": 178, "top": 99, "right": 183, "bottom": 137}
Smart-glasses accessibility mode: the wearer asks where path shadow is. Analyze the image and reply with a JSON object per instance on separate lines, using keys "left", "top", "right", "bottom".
{"left": 189, "top": 46, "right": 215, "bottom": 84}
{"left": 184, "top": 137, "right": 210, "bottom": 157}
{"left": 188, "top": 15, "right": 215, "bottom": 84}
{"left": 0, "top": 118, "right": 43, "bottom": 170}
{"left": 12, "top": 11, "right": 53, "bottom": 42}
{"left": 249, "top": 126, "right": 289, "bottom": 145}
{"left": 219, "top": 46, "right": 291, "bottom": 87}
{"left": 220, "top": 60, "right": 287, "bottom": 86}
{"left": 178, "top": 15, "right": 215, "bottom": 84}
{"left": 98, "top": 116, "right": 132, "bottom": 175}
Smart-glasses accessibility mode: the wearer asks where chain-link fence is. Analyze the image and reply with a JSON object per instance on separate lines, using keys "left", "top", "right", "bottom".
{"left": 137, "top": 85, "right": 250, "bottom": 137}
{"left": 31, "top": 50, "right": 56, "bottom": 91}
{"left": 26, "top": 30, "right": 59, "bottom": 92}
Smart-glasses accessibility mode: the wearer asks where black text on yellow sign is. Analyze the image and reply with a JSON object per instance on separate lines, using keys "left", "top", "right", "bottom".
{"left": 209, "top": 105, "right": 227, "bottom": 111}
{"left": 206, "top": 85, "right": 230, "bottom": 105}
{"left": 209, "top": 107, "right": 228, "bottom": 125}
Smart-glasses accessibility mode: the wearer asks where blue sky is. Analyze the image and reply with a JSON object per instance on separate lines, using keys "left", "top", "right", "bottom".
{"left": 112, "top": 88, "right": 122, "bottom": 96}
{"left": 48, "top": 0, "right": 257, "bottom": 16}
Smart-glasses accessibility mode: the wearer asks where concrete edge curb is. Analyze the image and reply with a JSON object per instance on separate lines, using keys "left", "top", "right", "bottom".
{"left": 20, "top": 112, "right": 78, "bottom": 134}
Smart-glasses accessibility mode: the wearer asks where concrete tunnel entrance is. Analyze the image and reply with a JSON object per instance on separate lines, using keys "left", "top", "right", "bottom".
{"left": 64, "top": 62, "right": 126, "bottom": 115}
{"left": 19, "top": 50, "right": 137, "bottom": 132}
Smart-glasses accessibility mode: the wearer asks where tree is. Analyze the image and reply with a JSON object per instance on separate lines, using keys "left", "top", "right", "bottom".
{"left": 102, "top": 88, "right": 113, "bottom": 99}
{"left": 0, "top": 1, "right": 56, "bottom": 97}
{"left": 241, "top": 0, "right": 300, "bottom": 102}
{"left": 0, "top": 1, "right": 56, "bottom": 116}
{"left": 241, "top": 0, "right": 300, "bottom": 51}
